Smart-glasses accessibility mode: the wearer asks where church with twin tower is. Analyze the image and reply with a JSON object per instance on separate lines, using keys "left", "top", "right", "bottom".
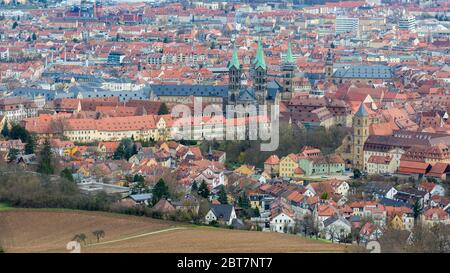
{"left": 227, "top": 38, "right": 297, "bottom": 110}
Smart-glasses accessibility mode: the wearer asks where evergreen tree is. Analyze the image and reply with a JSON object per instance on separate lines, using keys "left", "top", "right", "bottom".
{"left": 131, "top": 143, "right": 138, "bottom": 157}
{"left": 413, "top": 200, "right": 423, "bottom": 219}
{"left": 37, "top": 138, "right": 54, "bottom": 175}
{"left": 1, "top": 122, "right": 9, "bottom": 138}
{"left": 152, "top": 178, "right": 169, "bottom": 204}
{"left": 238, "top": 191, "right": 250, "bottom": 209}
{"left": 197, "top": 180, "right": 210, "bottom": 198}
{"left": 353, "top": 169, "right": 362, "bottom": 179}
{"left": 24, "top": 135, "right": 35, "bottom": 154}
{"left": 218, "top": 185, "right": 228, "bottom": 204}
{"left": 31, "top": 32, "right": 37, "bottom": 41}
{"left": 133, "top": 173, "right": 145, "bottom": 183}
{"left": 7, "top": 148, "right": 19, "bottom": 162}
{"left": 9, "top": 124, "right": 30, "bottom": 143}
{"left": 191, "top": 181, "right": 198, "bottom": 193}
{"left": 113, "top": 138, "right": 137, "bottom": 160}
{"left": 60, "top": 167, "right": 74, "bottom": 182}
{"left": 12, "top": 21, "right": 18, "bottom": 29}
{"left": 157, "top": 102, "right": 169, "bottom": 115}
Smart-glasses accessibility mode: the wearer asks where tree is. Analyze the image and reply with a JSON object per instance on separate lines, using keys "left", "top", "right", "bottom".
{"left": 238, "top": 191, "right": 250, "bottom": 209}
{"left": 24, "top": 135, "right": 35, "bottom": 155}
{"left": 217, "top": 185, "right": 228, "bottom": 204}
{"left": 12, "top": 21, "right": 18, "bottom": 29}
{"left": 72, "top": 233, "right": 87, "bottom": 245}
{"left": 320, "top": 192, "right": 329, "bottom": 200}
{"left": 1, "top": 122, "right": 9, "bottom": 138}
{"left": 191, "top": 181, "right": 198, "bottom": 193}
{"left": 7, "top": 148, "right": 19, "bottom": 162}
{"left": 9, "top": 124, "right": 30, "bottom": 143}
{"left": 353, "top": 169, "right": 362, "bottom": 179}
{"left": 31, "top": 32, "right": 37, "bottom": 41}
{"left": 133, "top": 173, "right": 145, "bottom": 183}
{"left": 37, "top": 138, "right": 54, "bottom": 175}
{"left": 152, "top": 178, "right": 169, "bottom": 204}
{"left": 92, "top": 230, "right": 105, "bottom": 243}
{"left": 197, "top": 180, "right": 210, "bottom": 198}
{"left": 113, "top": 138, "right": 137, "bottom": 160}
{"left": 60, "top": 168, "right": 74, "bottom": 182}
{"left": 413, "top": 200, "right": 423, "bottom": 219}
{"left": 157, "top": 102, "right": 169, "bottom": 115}
{"left": 131, "top": 143, "right": 138, "bottom": 156}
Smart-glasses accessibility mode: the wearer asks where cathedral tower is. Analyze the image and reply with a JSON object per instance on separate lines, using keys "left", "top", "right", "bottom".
{"left": 281, "top": 40, "right": 296, "bottom": 101}
{"left": 227, "top": 43, "right": 241, "bottom": 103}
{"left": 253, "top": 37, "right": 267, "bottom": 105}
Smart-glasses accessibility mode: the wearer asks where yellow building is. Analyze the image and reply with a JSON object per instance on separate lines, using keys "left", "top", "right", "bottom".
{"left": 279, "top": 153, "right": 299, "bottom": 178}
{"left": 390, "top": 215, "right": 404, "bottom": 230}
{"left": 63, "top": 115, "right": 171, "bottom": 143}
{"left": 250, "top": 197, "right": 262, "bottom": 211}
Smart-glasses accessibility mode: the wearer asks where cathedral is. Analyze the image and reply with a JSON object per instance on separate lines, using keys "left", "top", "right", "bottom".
{"left": 226, "top": 38, "right": 297, "bottom": 113}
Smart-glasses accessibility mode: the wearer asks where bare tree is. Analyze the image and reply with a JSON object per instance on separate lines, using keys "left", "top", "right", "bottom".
{"left": 72, "top": 233, "right": 87, "bottom": 245}
{"left": 92, "top": 230, "right": 105, "bottom": 243}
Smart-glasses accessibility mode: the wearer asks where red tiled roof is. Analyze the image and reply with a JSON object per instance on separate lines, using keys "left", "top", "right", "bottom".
{"left": 398, "top": 161, "right": 430, "bottom": 175}
{"left": 264, "top": 155, "right": 280, "bottom": 165}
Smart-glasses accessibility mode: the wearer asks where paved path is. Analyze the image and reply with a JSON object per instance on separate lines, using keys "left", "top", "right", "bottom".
{"left": 88, "top": 227, "right": 188, "bottom": 246}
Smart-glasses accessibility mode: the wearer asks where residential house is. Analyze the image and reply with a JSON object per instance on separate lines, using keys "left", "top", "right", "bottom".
{"left": 386, "top": 206, "right": 415, "bottom": 231}
{"left": 359, "top": 222, "right": 383, "bottom": 244}
{"left": 264, "top": 155, "right": 280, "bottom": 177}
{"left": 426, "top": 163, "right": 450, "bottom": 182}
{"left": 362, "top": 181, "right": 398, "bottom": 200}
{"left": 322, "top": 215, "right": 352, "bottom": 242}
{"left": 418, "top": 181, "right": 446, "bottom": 197}
{"left": 298, "top": 154, "right": 345, "bottom": 176}
{"left": 97, "top": 142, "right": 120, "bottom": 159}
{"left": 204, "top": 204, "right": 237, "bottom": 226}
{"left": 421, "top": 207, "right": 450, "bottom": 226}
{"left": 279, "top": 153, "right": 299, "bottom": 178}
{"left": 270, "top": 210, "right": 296, "bottom": 233}
{"left": 128, "top": 193, "right": 153, "bottom": 206}
{"left": 152, "top": 198, "right": 176, "bottom": 213}
{"left": 366, "top": 155, "right": 397, "bottom": 175}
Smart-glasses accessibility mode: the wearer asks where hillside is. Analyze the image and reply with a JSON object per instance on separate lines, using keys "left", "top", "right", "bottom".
{"left": 0, "top": 209, "right": 350, "bottom": 253}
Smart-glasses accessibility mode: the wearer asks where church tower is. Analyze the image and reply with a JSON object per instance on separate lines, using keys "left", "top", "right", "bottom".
{"left": 227, "top": 43, "right": 241, "bottom": 103}
{"left": 253, "top": 37, "right": 267, "bottom": 105}
{"left": 325, "top": 48, "right": 333, "bottom": 82}
{"left": 352, "top": 104, "right": 369, "bottom": 171}
{"left": 281, "top": 40, "right": 296, "bottom": 101}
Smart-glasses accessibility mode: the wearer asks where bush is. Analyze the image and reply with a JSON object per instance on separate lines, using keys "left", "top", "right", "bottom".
{"left": 209, "top": 220, "right": 219, "bottom": 227}
{"left": 0, "top": 169, "right": 119, "bottom": 211}
{"left": 151, "top": 210, "right": 163, "bottom": 219}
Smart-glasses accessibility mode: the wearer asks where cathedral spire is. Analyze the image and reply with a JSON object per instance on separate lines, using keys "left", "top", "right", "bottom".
{"left": 227, "top": 42, "right": 240, "bottom": 70}
{"left": 284, "top": 39, "right": 294, "bottom": 64}
{"left": 253, "top": 37, "right": 266, "bottom": 70}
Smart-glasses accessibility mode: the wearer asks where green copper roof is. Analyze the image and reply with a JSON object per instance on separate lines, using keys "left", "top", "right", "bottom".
{"left": 253, "top": 37, "right": 267, "bottom": 70}
{"left": 227, "top": 43, "right": 240, "bottom": 70}
{"left": 284, "top": 40, "right": 294, "bottom": 64}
